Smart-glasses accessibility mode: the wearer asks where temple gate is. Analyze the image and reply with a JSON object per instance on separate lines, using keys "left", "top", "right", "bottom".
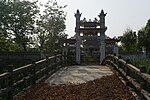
{"left": 63, "top": 9, "right": 119, "bottom": 64}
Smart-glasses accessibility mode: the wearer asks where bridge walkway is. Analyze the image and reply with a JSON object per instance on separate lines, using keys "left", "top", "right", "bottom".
{"left": 45, "top": 65, "right": 113, "bottom": 85}
{"left": 15, "top": 65, "right": 135, "bottom": 100}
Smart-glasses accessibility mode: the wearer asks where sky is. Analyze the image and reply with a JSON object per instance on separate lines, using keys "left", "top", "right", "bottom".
{"left": 38, "top": 0, "right": 150, "bottom": 38}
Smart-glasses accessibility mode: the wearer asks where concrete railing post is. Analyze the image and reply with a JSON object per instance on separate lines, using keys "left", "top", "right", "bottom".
{"left": 45, "top": 56, "right": 49, "bottom": 76}
{"left": 125, "top": 59, "right": 131, "bottom": 86}
{"left": 140, "top": 66, "right": 147, "bottom": 73}
{"left": 118, "top": 56, "right": 121, "bottom": 68}
{"left": 32, "top": 60, "right": 36, "bottom": 85}
{"left": 139, "top": 66, "right": 147, "bottom": 100}
{"left": 0, "top": 90, "right": 2, "bottom": 100}
{"left": 54, "top": 54, "right": 57, "bottom": 70}
{"left": 65, "top": 54, "right": 68, "bottom": 65}
{"left": 60, "top": 54, "right": 63, "bottom": 67}
{"left": 7, "top": 65, "right": 13, "bottom": 100}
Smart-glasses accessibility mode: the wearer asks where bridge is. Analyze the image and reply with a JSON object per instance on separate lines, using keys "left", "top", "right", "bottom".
{"left": 0, "top": 54, "right": 150, "bottom": 100}
{"left": 0, "top": 9, "right": 150, "bottom": 100}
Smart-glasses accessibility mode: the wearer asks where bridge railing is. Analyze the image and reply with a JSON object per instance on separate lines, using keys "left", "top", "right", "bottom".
{"left": 102, "top": 54, "right": 150, "bottom": 100}
{"left": 0, "top": 54, "right": 68, "bottom": 100}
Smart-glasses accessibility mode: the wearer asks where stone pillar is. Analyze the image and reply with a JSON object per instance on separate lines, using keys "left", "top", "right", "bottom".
{"left": 113, "top": 44, "right": 119, "bottom": 56}
{"left": 100, "top": 34, "right": 105, "bottom": 63}
{"left": 76, "top": 33, "right": 81, "bottom": 64}
{"left": 62, "top": 46, "right": 65, "bottom": 56}
{"left": 142, "top": 46, "right": 146, "bottom": 59}
{"left": 62, "top": 43, "right": 68, "bottom": 56}
{"left": 99, "top": 10, "right": 107, "bottom": 63}
{"left": 75, "top": 9, "right": 81, "bottom": 64}
{"left": 99, "top": 10, "right": 106, "bottom": 29}
{"left": 40, "top": 49, "right": 45, "bottom": 59}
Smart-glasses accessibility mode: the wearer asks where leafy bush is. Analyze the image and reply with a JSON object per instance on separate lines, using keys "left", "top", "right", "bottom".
{"left": 130, "top": 59, "right": 150, "bottom": 74}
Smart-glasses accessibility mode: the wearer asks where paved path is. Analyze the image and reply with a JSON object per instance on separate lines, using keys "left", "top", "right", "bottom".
{"left": 45, "top": 65, "right": 113, "bottom": 85}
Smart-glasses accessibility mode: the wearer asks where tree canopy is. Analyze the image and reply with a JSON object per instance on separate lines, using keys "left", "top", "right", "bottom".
{"left": 34, "top": 0, "right": 67, "bottom": 57}
{"left": 120, "top": 28, "right": 137, "bottom": 52}
{"left": 0, "top": 0, "right": 39, "bottom": 51}
{"left": 121, "top": 19, "right": 150, "bottom": 53}
{"left": 0, "top": 0, "right": 67, "bottom": 54}
{"left": 137, "top": 19, "right": 150, "bottom": 52}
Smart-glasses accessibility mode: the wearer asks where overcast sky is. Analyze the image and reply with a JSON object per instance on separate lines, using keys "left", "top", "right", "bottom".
{"left": 39, "top": 0, "right": 150, "bottom": 38}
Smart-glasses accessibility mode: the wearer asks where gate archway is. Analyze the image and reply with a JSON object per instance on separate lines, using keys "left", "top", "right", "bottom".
{"left": 63, "top": 9, "right": 120, "bottom": 65}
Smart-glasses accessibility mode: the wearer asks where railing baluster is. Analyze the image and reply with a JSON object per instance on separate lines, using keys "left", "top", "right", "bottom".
{"left": 140, "top": 66, "right": 147, "bottom": 73}
{"left": 125, "top": 59, "right": 131, "bottom": 86}
{"left": 139, "top": 76, "right": 145, "bottom": 100}
{"left": 0, "top": 89, "right": 2, "bottom": 99}
{"left": 0, "top": 89, "right": 1, "bottom": 97}
{"left": 54, "top": 54, "right": 57, "bottom": 70}
{"left": 45, "top": 56, "right": 49, "bottom": 76}
{"left": 64, "top": 54, "right": 67, "bottom": 66}
{"left": 7, "top": 65, "right": 13, "bottom": 100}
{"left": 118, "top": 56, "right": 121, "bottom": 68}
{"left": 60, "top": 54, "right": 63, "bottom": 67}
{"left": 139, "top": 66, "right": 147, "bottom": 100}
{"left": 32, "top": 60, "right": 36, "bottom": 85}
{"left": 61, "top": 54, "right": 64, "bottom": 67}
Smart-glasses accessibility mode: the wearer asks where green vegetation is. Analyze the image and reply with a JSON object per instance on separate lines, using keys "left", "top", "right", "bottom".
{"left": 0, "top": 0, "right": 67, "bottom": 53}
{"left": 0, "top": 0, "right": 67, "bottom": 76}
{"left": 0, "top": 0, "right": 67, "bottom": 73}
{"left": 121, "top": 28, "right": 137, "bottom": 52}
{"left": 35, "top": 0, "right": 67, "bottom": 56}
{"left": 120, "top": 19, "right": 150, "bottom": 52}
{"left": 130, "top": 59, "right": 150, "bottom": 74}
{"left": 120, "top": 19, "right": 150, "bottom": 74}
{"left": 138, "top": 19, "right": 150, "bottom": 51}
{"left": 0, "top": 0, "right": 38, "bottom": 52}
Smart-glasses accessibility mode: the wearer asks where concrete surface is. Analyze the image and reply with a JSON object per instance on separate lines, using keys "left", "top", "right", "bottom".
{"left": 45, "top": 65, "right": 113, "bottom": 85}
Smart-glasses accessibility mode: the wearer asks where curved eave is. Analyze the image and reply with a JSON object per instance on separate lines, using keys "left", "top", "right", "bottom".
{"left": 75, "top": 27, "right": 107, "bottom": 32}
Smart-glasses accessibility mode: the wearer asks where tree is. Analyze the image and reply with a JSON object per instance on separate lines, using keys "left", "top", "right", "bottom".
{"left": 0, "top": 0, "right": 39, "bottom": 52}
{"left": 0, "top": 0, "right": 12, "bottom": 38}
{"left": 0, "top": 36, "right": 19, "bottom": 52}
{"left": 121, "top": 28, "right": 137, "bottom": 52}
{"left": 137, "top": 19, "right": 150, "bottom": 52}
{"left": 35, "top": 0, "right": 67, "bottom": 57}
{"left": 145, "top": 19, "right": 150, "bottom": 51}
{"left": 0, "top": 0, "right": 18, "bottom": 51}
{"left": 137, "top": 28, "right": 146, "bottom": 49}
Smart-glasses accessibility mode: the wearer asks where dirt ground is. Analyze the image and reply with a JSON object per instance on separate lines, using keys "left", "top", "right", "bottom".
{"left": 15, "top": 75, "right": 135, "bottom": 100}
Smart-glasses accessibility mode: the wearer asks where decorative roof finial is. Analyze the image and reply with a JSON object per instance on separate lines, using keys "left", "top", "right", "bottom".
{"left": 77, "top": 9, "right": 80, "bottom": 14}
{"left": 101, "top": 9, "right": 104, "bottom": 14}
{"left": 75, "top": 9, "right": 82, "bottom": 17}
{"left": 98, "top": 9, "right": 107, "bottom": 17}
